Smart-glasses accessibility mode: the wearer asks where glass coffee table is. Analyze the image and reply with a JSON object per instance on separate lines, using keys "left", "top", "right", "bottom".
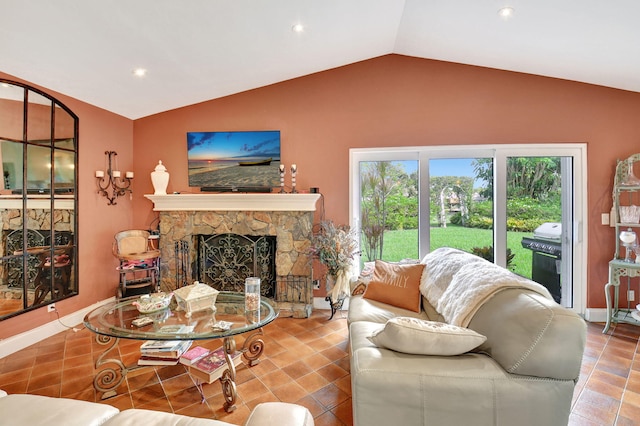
{"left": 83, "top": 291, "right": 278, "bottom": 412}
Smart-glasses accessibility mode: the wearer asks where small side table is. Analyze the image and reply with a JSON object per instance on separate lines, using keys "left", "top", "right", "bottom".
{"left": 603, "top": 259, "right": 640, "bottom": 333}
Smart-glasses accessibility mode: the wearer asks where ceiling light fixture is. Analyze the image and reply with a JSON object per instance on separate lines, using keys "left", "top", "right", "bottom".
{"left": 291, "top": 23, "right": 304, "bottom": 33}
{"left": 498, "top": 7, "right": 515, "bottom": 20}
{"left": 132, "top": 68, "right": 147, "bottom": 77}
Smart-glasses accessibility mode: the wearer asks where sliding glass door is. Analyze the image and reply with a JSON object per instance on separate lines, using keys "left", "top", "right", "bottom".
{"left": 359, "top": 159, "right": 419, "bottom": 262}
{"left": 350, "top": 144, "right": 585, "bottom": 311}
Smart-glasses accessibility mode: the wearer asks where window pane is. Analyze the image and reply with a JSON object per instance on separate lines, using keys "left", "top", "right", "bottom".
{"left": 359, "top": 160, "right": 418, "bottom": 263}
{"left": 429, "top": 158, "right": 493, "bottom": 256}
{"left": 509, "top": 156, "right": 567, "bottom": 305}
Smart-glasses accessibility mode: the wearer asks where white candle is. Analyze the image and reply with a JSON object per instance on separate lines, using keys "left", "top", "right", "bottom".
{"left": 291, "top": 164, "right": 297, "bottom": 173}
{"left": 125, "top": 171, "right": 134, "bottom": 178}
{"left": 95, "top": 170, "right": 104, "bottom": 178}
{"left": 112, "top": 170, "right": 121, "bottom": 178}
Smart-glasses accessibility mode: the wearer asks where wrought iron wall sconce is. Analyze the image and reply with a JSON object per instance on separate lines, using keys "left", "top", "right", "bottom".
{"left": 96, "top": 150, "right": 134, "bottom": 205}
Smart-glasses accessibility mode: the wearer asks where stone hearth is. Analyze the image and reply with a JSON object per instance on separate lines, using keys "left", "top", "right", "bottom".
{"left": 145, "top": 194, "right": 321, "bottom": 318}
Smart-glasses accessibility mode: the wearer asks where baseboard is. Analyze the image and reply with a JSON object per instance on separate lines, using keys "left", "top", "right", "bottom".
{"left": 584, "top": 308, "right": 608, "bottom": 323}
{"left": 0, "top": 297, "right": 114, "bottom": 359}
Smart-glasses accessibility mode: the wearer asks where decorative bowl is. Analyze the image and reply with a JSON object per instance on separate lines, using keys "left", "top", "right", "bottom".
{"left": 132, "top": 292, "right": 173, "bottom": 313}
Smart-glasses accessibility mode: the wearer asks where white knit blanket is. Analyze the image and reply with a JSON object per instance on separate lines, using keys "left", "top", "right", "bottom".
{"left": 420, "top": 247, "right": 552, "bottom": 327}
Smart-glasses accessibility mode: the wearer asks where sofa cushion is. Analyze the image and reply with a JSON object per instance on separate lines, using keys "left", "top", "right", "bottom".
{"left": 468, "top": 288, "right": 586, "bottom": 380}
{"left": 368, "top": 317, "right": 487, "bottom": 356}
{"left": 103, "top": 409, "right": 236, "bottom": 425}
{"left": 350, "top": 326, "right": 576, "bottom": 426}
{"left": 347, "top": 294, "right": 429, "bottom": 325}
{"left": 362, "top": 260, "right": 424, "bottom": 312}
{"left": 0, "top": 393, "right": 119, "bottom": 426}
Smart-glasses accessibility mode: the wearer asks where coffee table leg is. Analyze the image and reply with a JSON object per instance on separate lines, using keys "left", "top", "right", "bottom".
{"left": 221, "top": 336, "right": 238, "bottom": 412}
{"left": 93, "top": 335, "right": 127, "bottom": 400}
{"left": 241, "top": 327, "right": 264, "bottom": 366}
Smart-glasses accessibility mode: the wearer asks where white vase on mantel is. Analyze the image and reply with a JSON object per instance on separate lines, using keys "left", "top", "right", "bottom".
{"left": 151, "top": 161, "right": 169, "bottom": 195}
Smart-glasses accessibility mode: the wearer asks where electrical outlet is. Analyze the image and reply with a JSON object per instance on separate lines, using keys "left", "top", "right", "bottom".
{"left": 47, "top": 303, "right": 56, "bottom": 313}
{"left": 629, "top": 290, "right": 635, "bottom": 301}
{"left": 313, "top": 280, "right": 320, "bottom": 290}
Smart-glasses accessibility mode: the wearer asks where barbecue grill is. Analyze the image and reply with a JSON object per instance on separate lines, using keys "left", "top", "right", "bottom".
{"left": 521, "top": 222, "right": 562, "bottom": 303}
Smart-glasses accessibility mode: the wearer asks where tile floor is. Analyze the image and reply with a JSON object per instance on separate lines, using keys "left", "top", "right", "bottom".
{"left": 0, "top": 310, "right": 639, "bottom": 426}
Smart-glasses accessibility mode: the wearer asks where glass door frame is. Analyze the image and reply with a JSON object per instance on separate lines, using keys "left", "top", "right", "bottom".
{"left": 350, "top": 143, "right": 587, "bottom": 314}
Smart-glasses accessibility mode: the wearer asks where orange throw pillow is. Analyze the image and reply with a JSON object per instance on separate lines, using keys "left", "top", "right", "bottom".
{"left": 362, "top": 260, "right": 424, "bottom": 312}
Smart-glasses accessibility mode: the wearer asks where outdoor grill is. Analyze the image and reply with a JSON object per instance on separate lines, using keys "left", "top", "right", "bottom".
{"left": 521, "top": 222, "right": 562, "bottom": 303}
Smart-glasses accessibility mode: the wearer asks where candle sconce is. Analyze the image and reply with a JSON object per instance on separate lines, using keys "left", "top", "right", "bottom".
{"left": 96, "top": 150, "right": 134, "bottom": 205}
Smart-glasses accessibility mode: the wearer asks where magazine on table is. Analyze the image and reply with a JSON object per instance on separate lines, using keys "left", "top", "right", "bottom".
{"left": 139, "top": 325, "right": 195, "bottom": 356}
{"left": 179, "top": 346, "right": 210, "bottom": 366}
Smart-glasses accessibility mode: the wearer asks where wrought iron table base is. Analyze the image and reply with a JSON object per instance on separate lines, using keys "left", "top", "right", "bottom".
{"left": 92, "top": 328, "right": 266, "bottom": 413}
{"left": 217, "top": 328, "right": 265, "bottom": 413}
{"left": 93, "top": 334, "right": 132, "bottom": 400}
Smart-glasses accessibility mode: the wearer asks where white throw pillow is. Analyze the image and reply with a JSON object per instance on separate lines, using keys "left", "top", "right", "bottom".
{"left": 368, "top": 317, "right": 487, "bottom": 356}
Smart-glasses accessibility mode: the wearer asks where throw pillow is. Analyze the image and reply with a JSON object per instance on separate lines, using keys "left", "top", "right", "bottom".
{"left": 368, "top": 317, "right": 487, "bottom": 356}
{"left": 362, "top": 260, "right": 424, "bottom": 312}
{"left": 351, "top": 281, "right": 368, "bottom": 296}
{"left": 360, "top": 261, "right": 376, "bottom": 277}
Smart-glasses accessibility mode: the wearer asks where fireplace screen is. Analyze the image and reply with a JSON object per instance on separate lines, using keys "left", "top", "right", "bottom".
{"left": 5, "top": 229, "right": 73, "bottom": 288}
{"left": 198, "top": 233, "right": 276, "bottom": 298}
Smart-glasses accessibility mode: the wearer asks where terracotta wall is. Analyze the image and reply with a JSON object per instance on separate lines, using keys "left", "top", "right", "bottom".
{"left": 0, "top": 71, "right": 134, "bottom": 339}
{"left": 3, "top": 53, "right": 639, "bottom": 340}
{"left": 132, "top": 54, "right": 640, "bottom": 310}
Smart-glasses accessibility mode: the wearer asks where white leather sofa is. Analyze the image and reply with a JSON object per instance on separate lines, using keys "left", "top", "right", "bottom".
{"left": 0, "top": 390, "right": 314, "bottom": 426}
{"left": 348, "top": 247, "right": 586, "bottom": 426}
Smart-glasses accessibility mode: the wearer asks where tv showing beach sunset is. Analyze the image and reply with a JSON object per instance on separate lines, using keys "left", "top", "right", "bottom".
{"left": 187, "top": 131, "right": 281, "bottom": 190}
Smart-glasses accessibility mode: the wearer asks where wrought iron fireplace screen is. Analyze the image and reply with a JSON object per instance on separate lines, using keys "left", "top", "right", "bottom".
{"left": 5, "top": 229, "right": 73, "bottom": 288}
{"left": 198, "top": 233, "right": 276, "bottom": 298}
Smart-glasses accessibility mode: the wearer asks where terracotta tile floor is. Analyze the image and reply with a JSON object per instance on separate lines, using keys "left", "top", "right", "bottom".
{"left": 0, "top": 310, "right": 639, "bottom": 426}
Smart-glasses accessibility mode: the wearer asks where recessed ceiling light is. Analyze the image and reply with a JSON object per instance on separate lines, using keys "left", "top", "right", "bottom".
{"left": 132, "top": 68, "right": 147, "bottom": 77}
{"left": 498, "top": 7, "right": 515, "bottom": 20}
{"left": 291, "top": 23, "right": 304, "bottom": 33}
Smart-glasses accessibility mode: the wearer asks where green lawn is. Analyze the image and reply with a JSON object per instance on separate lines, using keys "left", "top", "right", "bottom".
{"left": 367, "top": 225, "right": 533, "bottom": 278}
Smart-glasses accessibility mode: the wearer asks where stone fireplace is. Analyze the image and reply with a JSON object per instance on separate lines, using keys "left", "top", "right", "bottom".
{"left": 145, "top": 193, "right": 321, "bottom": 318}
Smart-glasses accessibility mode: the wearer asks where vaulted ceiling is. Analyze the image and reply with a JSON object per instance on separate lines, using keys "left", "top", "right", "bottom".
{"left": 2, "top": 0, "right": 639, "bottom": 119}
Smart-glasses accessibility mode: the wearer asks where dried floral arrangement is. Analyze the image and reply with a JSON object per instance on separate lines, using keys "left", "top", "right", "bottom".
{"left": 309, "top": 220, "right": 360, "bottom": 277}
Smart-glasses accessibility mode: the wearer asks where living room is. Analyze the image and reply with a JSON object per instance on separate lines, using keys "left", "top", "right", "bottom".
{"left": 1, "top": 1, "right": 640, "bottom": 425}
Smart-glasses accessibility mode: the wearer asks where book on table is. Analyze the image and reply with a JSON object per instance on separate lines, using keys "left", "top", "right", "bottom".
{"left": 188, "top": 347, "right": 242, "bottom": 384}
{"left": 140, "top": 339, "right": 193, "bottom": 359}
{"left": 139, "top": 326, "right": 194, "bottom": 359}
{"left": 179, "top": 345, "right": 210, "bottom": 366}
{"left": 138, "top": 355, "right": 181, "bottom": 366}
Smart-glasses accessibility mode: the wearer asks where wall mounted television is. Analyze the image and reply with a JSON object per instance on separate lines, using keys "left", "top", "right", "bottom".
{"left": 187, "top": 130, "right": 281, "bottom": 191}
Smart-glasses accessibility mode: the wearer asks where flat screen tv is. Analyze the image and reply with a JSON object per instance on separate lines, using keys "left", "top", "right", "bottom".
{"left": 187, "top": 130, "right": 281, "bottom": 191}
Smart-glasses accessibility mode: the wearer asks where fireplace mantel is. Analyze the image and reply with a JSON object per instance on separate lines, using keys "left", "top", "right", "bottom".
{"left": 145, "top": 193, "right": 321, "bottom": 212}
